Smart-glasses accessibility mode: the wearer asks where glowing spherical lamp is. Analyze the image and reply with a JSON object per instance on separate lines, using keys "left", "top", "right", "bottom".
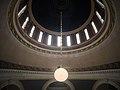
{"left": 54, "top": 68, "right": 68, "bottom": 82}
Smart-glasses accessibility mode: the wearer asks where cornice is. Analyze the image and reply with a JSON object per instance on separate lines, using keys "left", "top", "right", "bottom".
{"left": 0, "top": 60, "right": 51, "bottom": 72}
{"left": 0, "top": 69, "right": 120, "bottom": 80}
{"left": 0, "top": 60, "right": 120, "bottom": 72}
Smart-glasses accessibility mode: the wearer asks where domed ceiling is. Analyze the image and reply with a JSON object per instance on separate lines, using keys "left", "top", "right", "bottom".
{"left": 0, "top": 0, "right": 119, "bottom": 72}
{"left": 11, "top": 0, "right": 115, "bottom": 53}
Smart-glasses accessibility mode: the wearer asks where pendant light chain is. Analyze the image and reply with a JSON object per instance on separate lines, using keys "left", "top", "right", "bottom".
{"left": 60, "top": 11, "right": 63, "bottom": 67}
{"left": 60, "top": 11, "right": 63, "bottom": 54}
{"left": 54, "top": 12, "right": 68, "bottom": 82}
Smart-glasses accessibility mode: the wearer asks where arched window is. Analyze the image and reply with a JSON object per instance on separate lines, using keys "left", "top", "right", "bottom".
{"left": 92, "top": 80, "right": 120, "bottom": 90}
{"left": 0, "top": 80, "right": 24, "bottom": 90}
{"left": 42, "top": 80, "right": 75, "bottom": 90}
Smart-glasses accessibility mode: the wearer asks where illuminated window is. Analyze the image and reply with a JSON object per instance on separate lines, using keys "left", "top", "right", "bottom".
{"left": 57, "top": 36, "right": 62, "bottom": 47}
{"left": 29, "top": 26, "right": 35, "bottom": 37}
{"left": 84, "top": 29, "right": 90, "bottom": 40}
{"left": 67, "top": 36, "right": 71, "bottom": 46}
{"left": 96, "top": 0, "right": 104, "bottom": 8}
{"left": 22, "top": 17, "right": 29, "bottom": 29}
{"left": 47, "top": 35, "right": 52, "bottom": 45}
{"left": 38, "top": 31, "right": 43, "bottom": 42}
{"left": 18, "top": 5, "right": 27, "bottom": 17}
{"left": 96, "top": 11, "right": 104, "bottom": 23}
{"left": 76, "top": 33, "right": 81, "bottom": 44}
{"left": 91, "top": 21, "right": 98, "bottom": 33}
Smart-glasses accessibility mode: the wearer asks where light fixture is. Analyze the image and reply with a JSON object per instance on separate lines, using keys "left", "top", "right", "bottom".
{"left": 54, "top": 68, "right": 68, "bottom": 82}
{"left": 54, "top": 12, "right": 68, "bottom": 82}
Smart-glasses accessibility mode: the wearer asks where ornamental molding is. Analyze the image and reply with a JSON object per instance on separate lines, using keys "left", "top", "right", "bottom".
{"left": 0, "top": 69, "right": 120, "bottom": 80}
{"left": 0, "top": 60, "right": 120, "bottom": 72}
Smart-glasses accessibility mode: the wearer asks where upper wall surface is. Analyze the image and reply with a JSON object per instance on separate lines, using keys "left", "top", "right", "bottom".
{"left": 0, "top": 0, "right": 120, "bottom": 69}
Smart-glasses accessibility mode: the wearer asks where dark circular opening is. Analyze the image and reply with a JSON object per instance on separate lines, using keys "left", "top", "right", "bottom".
{"left": 53, "top": 0, "right": 70, "bottom": 10}
{"left": 32, "top": 0, "right": 91, "bottom": 32}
